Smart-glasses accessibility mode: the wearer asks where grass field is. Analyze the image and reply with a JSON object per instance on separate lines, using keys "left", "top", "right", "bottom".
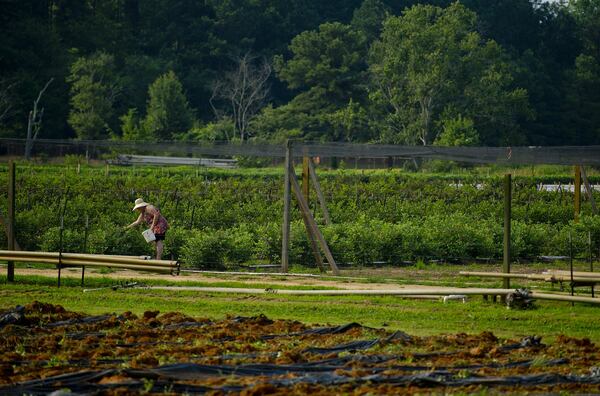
{"left": 2, "top": 262, "right": 599, "bottom": 343}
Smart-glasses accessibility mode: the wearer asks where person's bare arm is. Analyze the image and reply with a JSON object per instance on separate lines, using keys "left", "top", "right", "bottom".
{"left": 126, "top": 213, "right": 143, "bottom": 229}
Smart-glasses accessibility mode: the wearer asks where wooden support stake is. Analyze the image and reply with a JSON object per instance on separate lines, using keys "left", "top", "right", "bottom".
{"left": 503, "top": 174, "right": 511, "bottom": 290}
{"left": 575, "top": 165, "right": 581, "bottom": 223}
{"left": 281, "top": 141, "right": 292, "bottom": 273}
{"left": 302, "top": 156, "right": 310, "bottom": 206}
{"left": 580, "top": 166, "right": 597, "bottom": 215}
{"left": 7, "top": 161, "right": 15, "bottom": 282}
{"left": 290, "top": 170, "right": 325, "bottom": 272}
{"left": 307, "top": 158, "right": 332, "bottom": 225}
{"left": 290, "top": 160, "right": 325, "bottom": 272}
{"left": 289, "top": 164, "right": 339, "bottom": 275}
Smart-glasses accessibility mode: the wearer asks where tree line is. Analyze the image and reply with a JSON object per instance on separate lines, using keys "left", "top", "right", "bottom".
{"left": 0, "top": 0, "right": 599, "bottom": 147}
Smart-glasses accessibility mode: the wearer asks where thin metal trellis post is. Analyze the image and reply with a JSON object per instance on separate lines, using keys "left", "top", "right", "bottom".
{"left": 281, "top": 141, "right": 292, "bottom": 273}
{"left": 569, "top": 232, "right": 574, "bottom": 306}
{"left": 574, "top": 166, "right": 581, "bottom": 223}
{"left": 82, "top": 214, "right": 89, "bottom": 287}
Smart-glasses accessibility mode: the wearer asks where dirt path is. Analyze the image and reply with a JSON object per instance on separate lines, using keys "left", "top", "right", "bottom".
{"left": 6, "top": 266, "right": 475, "bottom": 291}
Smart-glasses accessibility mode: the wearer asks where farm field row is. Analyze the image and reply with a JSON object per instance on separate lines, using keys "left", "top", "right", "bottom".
{"left": 1, "top": 163, "right": 599, "bottom": 269}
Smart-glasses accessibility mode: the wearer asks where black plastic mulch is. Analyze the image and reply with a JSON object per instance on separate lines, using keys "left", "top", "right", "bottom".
{"left": 1, "top": 360, "right": 595, "bottom": 395}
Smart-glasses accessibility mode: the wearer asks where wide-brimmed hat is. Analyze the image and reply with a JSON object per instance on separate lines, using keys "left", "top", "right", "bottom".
{"left": 132, "top": 198, "right": 149, "bottom": 211}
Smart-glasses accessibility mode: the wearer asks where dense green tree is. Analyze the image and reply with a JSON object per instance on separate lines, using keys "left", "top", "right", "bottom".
{"left": 0, "top": 0, "right": 68, "bottom": 138}
{"left": 143, "top": 71, "right": 194, "bottom": 141}
{"left": 0, "top": 0, "right": 598, "bottom": 146}
{"left": 369, "top": 3, "right": 531, "bottom": 146}
{"left": 120, "top": 108, "right": 145, "bottom": 141}
{"left": 67, "top": 52, "right": 120, "bottom": 140}
{"left": 351, "top": 0, "right": 390, "bottom": 42}
{"left": 257, "top": 22, "right": 368, "bottom": 140}
{"left": 562, "top": 0, "right": 600, "bottom": 144}
{"left": 136, "top": 0, "right": 226, "bottom": 120}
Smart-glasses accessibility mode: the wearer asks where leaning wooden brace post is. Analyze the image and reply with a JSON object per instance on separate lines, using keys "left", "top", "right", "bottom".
{"left": 302, "top": 156, "right": 310, "bottom": 206}
{"left": 7, "top": 161, "right": 15, "bottom": 282}
{"left": 580, "top": 165, "right": 597, "bottom": 215}
{"left": 574, "top": 165, "right": 581, "bottom": 223}
{"left": 281, "top": 141, "right": 292, "bottom": 272}
{"left": 289, "top": 165, "right": 339, "bottom": 275}
{"left": 290, "top": 160, "right": 326, "bottom": 272}
{"left": 503, "top": 174, "right": 511, "bottom": 291}
{"left": 307, "top": 158, "right": 332, "bottom": 225}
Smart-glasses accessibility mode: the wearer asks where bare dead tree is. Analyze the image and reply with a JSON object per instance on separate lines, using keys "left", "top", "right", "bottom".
{"left": 210, "top": 53, "right": 271, "bottom": 141}
{"left": 0, "top": 78, "right": 17, "bottom": 125}
{"left": 25, "top": 78, "right": 54, "bottom": 160}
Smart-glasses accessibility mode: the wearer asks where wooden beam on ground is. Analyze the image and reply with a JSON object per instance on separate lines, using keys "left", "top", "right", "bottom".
{"left": 307, "top": 158, "right": 332, "bottom": 225}
{"left": 7, "top": 161, "right": 15, "bottom": 282}
{"left": 179, "top": 269, "right": 365, "bottom": 279}
{"left": 460, "top": 270, "right": 600, "bottom": 283}
{"left": 281, "top": 141, "right": 292, "bottom": 273}
{"left": 289, "top": 163, "right": 339, "bottom": 275}
{"left": 544, "top": 270, "right": 600, "bottom": 278}
{"left": 580, "top": 165, "right": 597, "bottom": 215}
{"left": 136, "top": 286, "right": 600, "bottom": 304}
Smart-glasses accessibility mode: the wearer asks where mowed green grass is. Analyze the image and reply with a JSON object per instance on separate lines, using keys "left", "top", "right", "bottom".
{"left": 1, "top": 274, "right": 599, "bottom": 343}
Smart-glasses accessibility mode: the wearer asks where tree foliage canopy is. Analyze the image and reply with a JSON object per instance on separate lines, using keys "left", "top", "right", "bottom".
{"left": 0, "top": 0, "right": 598, "bottom": 146}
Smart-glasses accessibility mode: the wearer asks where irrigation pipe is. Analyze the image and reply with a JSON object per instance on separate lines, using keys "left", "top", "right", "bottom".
{"left": 0, "top": 250, "right": 177, "bottom": 267}
{"left": 179, "top": 269, "right": 366, "bottom": 280}
{"left": 0, "top": 256, "right": 175, "bottom": 270}
{"left": 119, "top": 286, "right": 600, "bottom": 304}
{"left": 0, "top": 256, "right": 174, "bottom": 273}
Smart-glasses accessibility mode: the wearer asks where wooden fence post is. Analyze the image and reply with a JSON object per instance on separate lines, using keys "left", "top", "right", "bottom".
{"left": 281, "top": 141, "right": 292, "bottom": 272}
{"left": 7, "top": 161, "right": 15, "bottom": 282}
{"left": 503, "top": 174, "right": 511, "bottom": 290}
{"left": 575, "top": 165, "right": 581, "bottom": 223}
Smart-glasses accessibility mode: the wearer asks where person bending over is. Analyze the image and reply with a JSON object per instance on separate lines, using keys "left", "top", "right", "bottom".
{"left": 126, "top": 198, "right": 169, "bottom": 260}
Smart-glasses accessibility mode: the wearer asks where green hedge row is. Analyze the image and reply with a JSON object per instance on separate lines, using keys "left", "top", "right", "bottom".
{"left": 0, "top": 164, "right": 598, "bottom": 268}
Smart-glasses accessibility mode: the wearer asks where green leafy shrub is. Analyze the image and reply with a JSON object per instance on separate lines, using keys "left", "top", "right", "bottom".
{"left": 164, "top": 226, "right": 188, "bottom": 260}
{"left": 225, "top": 225, "right": 255, "bottom": 264}
{"left": 5, "top": 164, "right": 598, "bottom": 266}
{"left": 180, "top": 229, "right": 229, "bottom": 269}
{"left": 422, "top": 214, "right": 496, "bottom": 259}
{"left": 87, "top": 221, "right": 152, "bottom": 256}
{"left": 253, "top": 222, "right": 282, "bottom": 263}
{"left": 511, "top": 222, "right": 555, "bottom": 258}
{"left": 40, "top": 227, "right": 84, "bottom": 253}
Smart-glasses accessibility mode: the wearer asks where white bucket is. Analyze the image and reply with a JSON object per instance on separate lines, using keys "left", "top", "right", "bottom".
{"left": 142, "top": 229, "right": 156, "bottom": 243}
